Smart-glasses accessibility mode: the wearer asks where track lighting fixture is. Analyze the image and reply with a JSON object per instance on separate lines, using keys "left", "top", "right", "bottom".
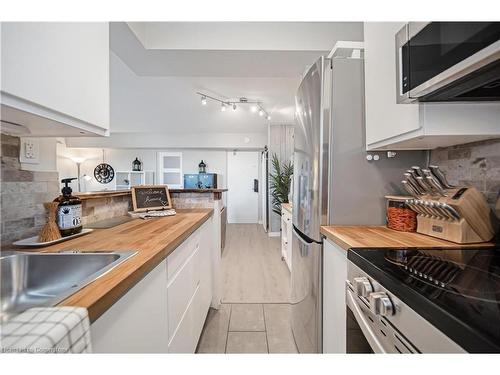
{"left": 196, "top": 92, "right": 270, "bottom": 121}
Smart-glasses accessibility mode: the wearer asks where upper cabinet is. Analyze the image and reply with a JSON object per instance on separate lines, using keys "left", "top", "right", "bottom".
{"left": 1, "top": 23, "right": 110, "bottom": 136}
{"left": 364, "top": 22, "right": 500, "bottom": 151}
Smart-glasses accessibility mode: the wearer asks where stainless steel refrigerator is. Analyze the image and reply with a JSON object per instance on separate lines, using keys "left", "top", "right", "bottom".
{"left": 291, "top": 56, "right": 425, "bottom": 353}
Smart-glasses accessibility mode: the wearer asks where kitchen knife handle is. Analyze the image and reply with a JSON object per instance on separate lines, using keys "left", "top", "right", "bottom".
{"left": 425, "top": 176, "right": 447, "bottom": 196}
{"left": 429, "top": 165, "right": 454, "bottom": 189}
{"left": 402, "top": 180, "right": 419, "bottom": 198}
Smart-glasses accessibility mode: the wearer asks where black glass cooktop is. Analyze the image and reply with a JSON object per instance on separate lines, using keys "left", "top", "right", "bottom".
{"left": 348, "top": 246, "right": 500, "bottom": 353}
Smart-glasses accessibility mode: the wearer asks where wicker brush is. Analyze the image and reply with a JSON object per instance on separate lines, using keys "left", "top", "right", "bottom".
{"left": 38, "top": 202, "right": 62, "bottom": 242}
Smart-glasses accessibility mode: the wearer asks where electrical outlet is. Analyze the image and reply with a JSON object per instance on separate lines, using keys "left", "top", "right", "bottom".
{"left": 19, "top": 138, "right": 40, "bottom": 164}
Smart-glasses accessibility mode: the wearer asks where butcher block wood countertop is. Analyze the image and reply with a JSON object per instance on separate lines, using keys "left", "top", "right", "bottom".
{"left": 321, "top": 225, "right": 497, "bottom": 251}
{"left": 26, "top": 208, "right": 213, "bottom": 322}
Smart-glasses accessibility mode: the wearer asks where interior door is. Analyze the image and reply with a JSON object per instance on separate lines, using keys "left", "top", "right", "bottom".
{"left": 227, "top": 151, "right": 259, "bottom": 223}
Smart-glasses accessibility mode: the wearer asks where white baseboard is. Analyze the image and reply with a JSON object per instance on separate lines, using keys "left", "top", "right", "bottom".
{"left": 268, "top": 232, "right": 281, "bottom": 237}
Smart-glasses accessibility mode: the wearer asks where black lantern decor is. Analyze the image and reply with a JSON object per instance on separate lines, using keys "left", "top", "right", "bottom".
{"left": 198, "top": 160, "right": 207, "bottom": 174}
{"left": 132, "top": 157, "right": 142, "bottom": 171}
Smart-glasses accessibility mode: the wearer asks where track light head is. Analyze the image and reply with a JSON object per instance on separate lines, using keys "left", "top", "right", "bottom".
{"left": 233, "top": 104, "right": 237, "bottom": 111}
{"left": 258, "top": 109, "right": 264, "bottom": 117}
{"left": 221, "top": 103, "right": 226, "bottom": 112}
{"left": 201, "top": 96, "right": 207, "bottom": 106}
{"left": 266, "top": 115, "right": 271, "bottom": 120}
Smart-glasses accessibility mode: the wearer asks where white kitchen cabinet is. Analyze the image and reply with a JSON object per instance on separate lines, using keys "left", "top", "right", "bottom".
{"left": 91, "top": 219, "right": 213, "bottom": 353}
{"left": 1, "top": 22, "right": 110, "bottom": 136}
{"left": 90, "top": 258, "right": 169, "bottom": 353}
{"left": 323, "top": 238, "right": 347, "bottom": 353}
{"left": 364, "top": 22, "right": 500, "bottom": 151}
{"left": 281, "top": 205, "right": 292, "bottom": 272}
{"left": 167, "top": 220, "right": 212, "bottom": 353}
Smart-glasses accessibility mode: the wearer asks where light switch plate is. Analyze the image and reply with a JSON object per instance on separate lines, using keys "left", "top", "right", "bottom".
{"left": 19, "top": 137, "right": 40, "bottom": 164}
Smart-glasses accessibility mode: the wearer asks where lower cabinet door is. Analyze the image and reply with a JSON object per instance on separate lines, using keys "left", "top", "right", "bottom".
{"left": 167, "top": 246, "right": 201, "bottom": 341}
{"left": 90, "top": 259, "right": 169, "bottom": 353}
{"left": 323, "top": 239, "right": 347, "bottom": 353}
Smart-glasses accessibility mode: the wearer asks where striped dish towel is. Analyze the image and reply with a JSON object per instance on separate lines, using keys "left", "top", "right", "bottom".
{"left": 1, "top": 307, "right": 92, "bottom": 353}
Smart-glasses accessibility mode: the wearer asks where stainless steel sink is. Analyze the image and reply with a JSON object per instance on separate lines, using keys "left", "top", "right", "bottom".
{"left": 1, "top": 250, "right": 136, "bottom": 322}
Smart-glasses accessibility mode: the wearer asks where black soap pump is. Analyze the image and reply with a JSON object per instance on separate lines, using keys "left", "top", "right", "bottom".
{"left": 54, "top": 178, "right": 83, "bottom": 236}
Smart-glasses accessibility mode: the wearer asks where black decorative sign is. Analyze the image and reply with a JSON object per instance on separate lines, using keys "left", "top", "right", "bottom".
{"left": 131, "top": 185, "right": 172, "bottom": 212}
{"left": 94, "top": 163, "right": 115, "bottom": 184}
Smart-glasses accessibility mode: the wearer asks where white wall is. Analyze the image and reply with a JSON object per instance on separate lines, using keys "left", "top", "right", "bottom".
{"left": 65, "top": 131, "right": 267, "bottom": 150}
{"left": 57, "top": 143, "right": 229, "bottom": 193}
{"left": 19, "top": 137, "right": 59, "bottom": 172}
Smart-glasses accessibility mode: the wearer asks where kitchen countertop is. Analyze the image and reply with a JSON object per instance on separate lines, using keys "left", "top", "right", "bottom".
{"left": 25, "top": 208, "right": 213, "bottom": 322}
{"left": 321, "top": 225, "right": 496, "bottom": 251}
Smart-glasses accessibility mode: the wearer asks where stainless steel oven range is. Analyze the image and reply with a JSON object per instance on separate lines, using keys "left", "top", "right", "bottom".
{"left": 345, "top": 247, "right": 500, "bottom": 353}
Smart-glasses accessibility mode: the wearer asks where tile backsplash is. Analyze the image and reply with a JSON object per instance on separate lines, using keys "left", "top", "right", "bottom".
{"left": 1, "top": 134, "right": 133, "bottom": 247}
{"left": 430, "top": 138, "right": 500, "bottom": 215}
{"left": 1, "top": 134, "right": 60, "bottom": 247}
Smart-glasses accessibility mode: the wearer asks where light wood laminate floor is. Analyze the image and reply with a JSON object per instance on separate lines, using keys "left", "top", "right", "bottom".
{"left": 222, "top": 224, "right": 291, "bottom": 304}
{"left": 196, "top": 224, "right": 296, "bottom": 353}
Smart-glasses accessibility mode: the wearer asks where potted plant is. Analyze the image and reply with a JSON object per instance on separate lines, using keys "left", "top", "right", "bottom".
{"left": 269, "top": 153, "right": 293, "bottom": 215}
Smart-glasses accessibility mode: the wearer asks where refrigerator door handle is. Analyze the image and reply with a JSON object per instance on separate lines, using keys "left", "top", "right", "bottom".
{"left": 292, "top": 225, "right": 316, "bottom": 244}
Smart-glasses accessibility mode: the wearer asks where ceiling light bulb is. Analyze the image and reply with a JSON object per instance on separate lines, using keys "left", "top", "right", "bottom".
{"left": 259, "top": 109, "right": 264, "bottom": 117}
{"left": 266, "top": 115, "right": 271, "bottom": 120}
{"left": 201, "top": 96, "right": 207, "bottom": 105}
{"left": 221, "top": 103, "right": 226, "bottom": 112}
{"left": 233, "top": 104, "right": 237, "bottom": 111}
{"left": 250, "top": 105, "right": 258, "bottom": 113}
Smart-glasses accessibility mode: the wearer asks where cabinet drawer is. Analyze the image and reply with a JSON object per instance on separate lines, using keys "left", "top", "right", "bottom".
{"left": 167, "top": 246, "right": 200, "bottom": 341}
{"left": 168, "top": 284, "right": 201, "bottom": 353}
{"left": 167, "top": 229, "right": 201, "bottom": 279}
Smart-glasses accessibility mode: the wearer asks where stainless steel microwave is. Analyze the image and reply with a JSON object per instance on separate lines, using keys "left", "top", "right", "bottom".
{"left": 396, "top": 22, "right": 500, "bottom": 103}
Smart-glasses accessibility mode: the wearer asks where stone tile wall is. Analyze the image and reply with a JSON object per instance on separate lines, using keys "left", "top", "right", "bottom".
{"left": 170, "top": 192, "right": 215, "bottom": 209}
{"left": 430, "top": 138, "right": 500, "bottom": 216}
{"left": 1, "top": 134, "right": 59, "bottom": 247}
{"left": 1, "top": 135, "right": 133, "bottom": 247}
{"left": 81, "top": 195, "right": 132, "bottom": 226}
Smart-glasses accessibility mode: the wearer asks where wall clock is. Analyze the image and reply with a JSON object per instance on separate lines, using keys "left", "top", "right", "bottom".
{"left": 94, "top": 163, "right": 115, "bottom": 184}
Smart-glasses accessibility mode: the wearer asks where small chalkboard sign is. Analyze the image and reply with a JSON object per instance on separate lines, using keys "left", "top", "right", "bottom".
{"left": 131, "top": 185, "right": 172, "bottom": 212}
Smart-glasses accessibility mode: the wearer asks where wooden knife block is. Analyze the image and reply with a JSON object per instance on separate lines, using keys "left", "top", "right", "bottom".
{"left": 415, "top": 187, "right": 497, "bottom": 244}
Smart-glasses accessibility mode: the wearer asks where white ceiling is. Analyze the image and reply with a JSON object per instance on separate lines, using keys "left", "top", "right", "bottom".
{"left": 127, "top": 22, "right": 363, "bottom": 51}
{"left": 110, "top": 51, "right": 298, "bottom": 133}
{"left": 107, "top": 22, "right": 363, "bottom": 135}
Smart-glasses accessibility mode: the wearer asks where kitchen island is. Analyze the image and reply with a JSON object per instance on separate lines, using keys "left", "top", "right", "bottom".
{"left": 33, "top": 208, "right": 213, "bottom": 322}
{"left": 24, "top": 208, "right": 215, "bottom": 353}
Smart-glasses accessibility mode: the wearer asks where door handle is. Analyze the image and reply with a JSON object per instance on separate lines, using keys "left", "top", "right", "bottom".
{"left": 253, "top": 179, "right": 259, "bottom": 193}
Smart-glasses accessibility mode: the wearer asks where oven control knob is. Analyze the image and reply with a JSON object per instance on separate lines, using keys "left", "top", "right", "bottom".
{"left": 369, "top": 292, "right": 394, "bottom": 316}
{"left": 353, "top": 277, "right": 373, "bottom": 297}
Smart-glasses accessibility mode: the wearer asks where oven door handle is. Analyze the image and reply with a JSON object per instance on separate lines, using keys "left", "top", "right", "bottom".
{"left": 346, "top": 284, "right": 386, "bottom": 353}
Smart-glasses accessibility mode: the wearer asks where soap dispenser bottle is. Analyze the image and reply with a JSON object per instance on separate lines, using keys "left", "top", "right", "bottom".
{"left": 54, "top": 178, "right": 83, "bottom": 236}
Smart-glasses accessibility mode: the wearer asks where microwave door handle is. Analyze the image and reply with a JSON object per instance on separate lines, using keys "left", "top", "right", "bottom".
{"left": 346, "top": 286, "right": 387, "bottom": 353}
